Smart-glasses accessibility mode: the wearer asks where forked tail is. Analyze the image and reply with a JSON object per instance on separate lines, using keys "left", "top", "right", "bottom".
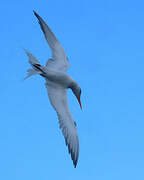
{"left": 24, "top": 49, "right": 43, "bottom": 80}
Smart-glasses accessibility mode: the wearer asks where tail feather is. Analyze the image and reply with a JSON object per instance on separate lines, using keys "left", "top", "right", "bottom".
{"left": 24, "top": 48, "right": 42, "bottom": 80}
{"left": 24, "top": 48, "right": 40, "bottom": 66}
{"left": 24, "top": 69, "right": 41, "bottom": 80}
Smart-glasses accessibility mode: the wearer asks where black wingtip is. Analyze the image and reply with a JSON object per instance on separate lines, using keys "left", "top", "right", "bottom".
{"left": 73, "top": 159, "right": 77, "bottom": 168}
{"left": 33, "top": 10, "right": 36, "bottom": 15}
{"left": 33, "top": 10, "right": 38, "bottom": 17}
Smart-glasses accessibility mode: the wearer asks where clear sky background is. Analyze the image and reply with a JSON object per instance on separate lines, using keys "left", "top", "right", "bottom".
{"left": 0, "top": 0, "right": 144, "bottom": 179}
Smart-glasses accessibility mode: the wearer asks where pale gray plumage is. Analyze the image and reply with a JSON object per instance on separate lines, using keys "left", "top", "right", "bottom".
{"left": 24, "top": 11, "right": 81, "bottom": 168}
{"left": 33, "top": 11, "right": 69, "bottom": 72}
{"left": 45, "top": 83, "right": 79, "bottom": 166}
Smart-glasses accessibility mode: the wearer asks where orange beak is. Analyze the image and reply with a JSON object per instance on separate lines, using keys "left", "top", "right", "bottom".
{"left": 78, "top": 95, "right": 82, "bottom": 110}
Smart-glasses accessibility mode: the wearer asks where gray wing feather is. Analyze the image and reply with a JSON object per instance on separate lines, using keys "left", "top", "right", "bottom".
{"left": 33, "top": 11, "right": 69, "bottom": 72}
{"left": 45, "top": 81, "right": 79, "bottom": 167}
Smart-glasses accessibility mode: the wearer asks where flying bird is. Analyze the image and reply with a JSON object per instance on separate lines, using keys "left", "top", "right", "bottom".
{"left": 24, "top": 11, "right": 82, "bottom": 168}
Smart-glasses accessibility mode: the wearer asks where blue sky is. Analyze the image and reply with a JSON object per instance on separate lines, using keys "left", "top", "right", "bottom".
{"left": 0, "top": 0, "right": 144, "bottom": 179}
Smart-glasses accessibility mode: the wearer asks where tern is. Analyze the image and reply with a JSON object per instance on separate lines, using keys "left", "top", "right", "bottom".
{"left": 24, "top": 11, "right": 82, "bottom": 168}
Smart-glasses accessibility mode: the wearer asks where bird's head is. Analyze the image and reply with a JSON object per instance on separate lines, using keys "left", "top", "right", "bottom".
{"left": 71, "top": 84, "right": 82, "bottom": 110}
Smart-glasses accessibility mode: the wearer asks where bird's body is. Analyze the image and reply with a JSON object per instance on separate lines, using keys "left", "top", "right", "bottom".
{"left": 41, "top": 66, "right": 75, "bottom": 88}
{"left": 24, "top": 11, "right": 82, "bottom": 168}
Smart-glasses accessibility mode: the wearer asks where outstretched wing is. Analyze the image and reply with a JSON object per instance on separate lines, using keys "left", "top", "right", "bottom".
{"left": 45, "top": 81, "right": 79, "bottom": 167}
{"left": 33, "top": 11, "right": 69, "bottom": 72}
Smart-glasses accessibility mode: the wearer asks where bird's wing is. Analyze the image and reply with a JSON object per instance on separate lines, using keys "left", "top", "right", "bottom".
{"left": 45, "top": 81, "right": 79, "bottom": 167}
{"left": 33, "top": 11, "right": 69, "bottom": 72}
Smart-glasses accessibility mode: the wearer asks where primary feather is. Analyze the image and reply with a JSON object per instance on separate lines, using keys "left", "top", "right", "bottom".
{"left": 33, "top": 11, "right": 69, "bottom": 72}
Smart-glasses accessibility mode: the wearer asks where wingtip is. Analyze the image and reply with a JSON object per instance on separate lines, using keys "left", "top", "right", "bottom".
{"left": 73, "top": 157, "right": 78, "bottom": 168}
{"left": 74, "top": 163, "right": 77, "bottom": 168}
{"left": 33, "top": 10, "right": 36, "bottom": 15}
{"left": 33, "top": 10, "right": 39, "bottom": 19}
{"left": 71, "top": 151, "right": 78, "bottom": 168}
